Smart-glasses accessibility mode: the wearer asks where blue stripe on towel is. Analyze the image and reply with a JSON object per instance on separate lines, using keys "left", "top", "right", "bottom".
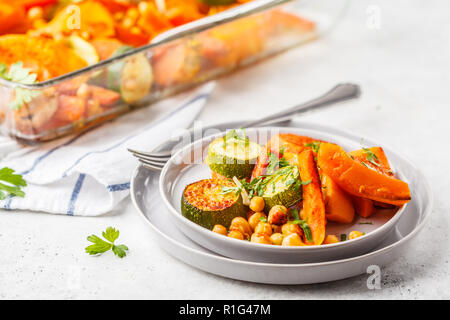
{"left": 61, "top": 93, "right": 209, "bottom": 178}
{"left": 107, "top": 182, "right": 130, "bottom": 192}
{"left": 67, "top": 173, "right": 86, "bottom": 216}
{"left": 2, "top": 197, "right": 13, "bottom": 210}
{"left": 20, "top": 132, "right": 88, "bottom": 176}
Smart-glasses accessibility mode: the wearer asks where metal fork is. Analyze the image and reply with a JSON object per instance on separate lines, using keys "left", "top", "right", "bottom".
{"left": 128, "top": 83, "right": 361, "bottom": 171}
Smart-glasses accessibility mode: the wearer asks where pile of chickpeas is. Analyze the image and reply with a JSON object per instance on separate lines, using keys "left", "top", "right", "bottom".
{"left": 212, "top": 196, "right": 363, "bottom": 246}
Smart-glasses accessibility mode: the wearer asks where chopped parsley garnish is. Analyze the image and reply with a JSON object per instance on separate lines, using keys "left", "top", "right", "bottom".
{"left": 259, "top": 216, "right": 267, "bottom": 222}
{"left": 0, "top": 62, "right": 39, "bottom": 110}
{"left": 363, "top": 147, "right": 381, "bottom": 167}
{"left": 222, "top": 128, "right": 249, "bottom": 147}
{"left": 358, "top": 222, "right": 373, "bottom": 225}
{"left": 340, "top": 234, "right": 347, "bottom": 241}
{"left": 266, "top": 152, "right": 289, "bottom": 175}
{"left": 85, "top": 227, "right": 129, "bottom": 258}
{"left": 0, "top": 167, "right": 27, "bottom": 200}
{"left": 220, "top": 185, "right": 242, "bottom": 196}
{"left": 288, "top": 209, "right": 313, "bottom": 242}
{"left": 304, "top": 141, "right": 321, "bottom": 153}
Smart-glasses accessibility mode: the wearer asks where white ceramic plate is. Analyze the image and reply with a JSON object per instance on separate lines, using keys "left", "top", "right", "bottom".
{"left": 131, "top": 120, "right": 433, "bottom": 284}
{"left": 159, "top": 126, "right": 410, "bottom": 263}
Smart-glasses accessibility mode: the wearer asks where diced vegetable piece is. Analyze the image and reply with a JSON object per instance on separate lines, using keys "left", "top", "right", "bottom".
{"left": 260, "top": 166, "right": 302, "bottom": 212}
{"left": 321, "top": 174, "right": 355, "bottom": 224}
{"left": 152, "top": 42, "right": 201, "bottom": 87}
{"left": 181, "top": 179, "right": 247, "bottom": 230}
{"left": 298, "top": 150, "right": 326, "bottom": 245}
{"left": 89, "top": 85, "right": 121, "bottom": 106}
{"left": 207, "top": 135, "right": 261, "bottom": 180}
{"left": 0, "top": 3, "right": 26, "bottom": 35}
{"left": 318, "top": 143, "right": 411, "bottom": 206}
{"left": 119, "top": 53, "right": 153, "bottom": 104}
{"left": 68, "top": 36, "right": 99, "bottom": 66}
{"left": 54, "top": 95, "right": 86, "bottom": 122}
{"left": 90, "top": 38, "right": 124, "bottom": 61}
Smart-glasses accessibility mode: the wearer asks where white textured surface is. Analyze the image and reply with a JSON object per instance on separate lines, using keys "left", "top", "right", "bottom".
{"left": 0, "top": 0, "right": 449, "bottom": 299}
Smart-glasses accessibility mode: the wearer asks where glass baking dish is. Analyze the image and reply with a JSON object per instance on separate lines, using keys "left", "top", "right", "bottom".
{"left": 0, "top": 0, "right": 349, "bottom": 144}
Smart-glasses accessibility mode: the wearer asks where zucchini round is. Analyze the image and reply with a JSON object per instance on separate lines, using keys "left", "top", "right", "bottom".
{"left": 261, "top": 165, "right": 302, "bottom": 212}
{"left": 181, "top": 179, "right": 247, "bottom": 230}
{"left": 207, "top": 136, "right": 261, "bottom": 180}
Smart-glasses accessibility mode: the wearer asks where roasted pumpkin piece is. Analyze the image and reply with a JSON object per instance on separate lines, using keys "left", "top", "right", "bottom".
{"left": 251, "top": 134, "right": 323, "bottom": 179}
{"left": 321, "top": 174, "right": 355, "bottom": 224}
{"left": 0, "top": 3, "right": 27, "bottom": 35}
{"left": 318, "top": 143, "right": 411, "bottom": 206}
{"left": 298, "top": 149, "right": 326, "bottom": 245}
{"left": 351, "top": 196, "right": 375, "bottom": 218}
{"left": 90, "top": 38, "right": 124, "bottom": 61}
{"left": 349, "top": 147, "right": 394, "bottom": 177}
{"left": 0, "top": 35, "right": 87, "bottom": 81}
{"left": 349, "top": 147, "right": 395, "bottom": 217}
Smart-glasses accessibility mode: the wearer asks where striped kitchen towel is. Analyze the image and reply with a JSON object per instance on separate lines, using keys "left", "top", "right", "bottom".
{"left": 0, "top": 82, "right": 215, "bottom": 216}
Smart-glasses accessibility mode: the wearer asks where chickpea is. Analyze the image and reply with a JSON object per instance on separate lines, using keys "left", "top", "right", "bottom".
{"left": 323, "top": 234, "right": 339, "bottom": 244}
{"left": 268, "top": 205, "right": 288, "bottom": 225}
{"left": 228, "top": 230, "right": 244, "bottom": 240}
{"left": 270, "top": 233, "right": 284, "bottom": 245}
{"left": 122, "top": 17, "right": 135, "bottom": 29}
{"left": 349, "top": 230, "right": 364, "bottom": 240}
{"left": 282, "top": 233, "right": 305, "bottom": 246}
{"left": 249, "top": 196, "right": 265, "bottom": 212}
{"left": 212, "top": 224, "right": 227, "bottom": 236}
{"left": 76, "top": 83, "right": 90, "bottom": 99}
{"left": 250, "top": 233, "right": 272, "bottom": 245}
{"left": 229, "top": 217, "right": 252, "bottom": 239}
{"left": 272, "top": 224, "right": 282, "bottom": 234}
{"left": 254, "top": 221, "right": 272, "bottom": 236}
{"left": 281, "top": 223, "right": 303, "bottom": 237}
{"left": 248, "top": 212, "right": 267, "bottom": 231}
{"left": 138, "top": 1, "right": 150, "bottom": 14}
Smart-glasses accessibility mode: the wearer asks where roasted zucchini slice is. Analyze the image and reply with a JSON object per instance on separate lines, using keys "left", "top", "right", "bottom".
{"left": 207, "top": 134, "right": 261, "bottom": 180}
{"left": 261, "top": 165, "right": 302, "bottom": 212}
{"left": 181, "top": 179, "right": 247, "bottom": 230}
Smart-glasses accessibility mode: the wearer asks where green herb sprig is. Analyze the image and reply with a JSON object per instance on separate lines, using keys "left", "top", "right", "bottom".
{"left": 289, "top": 208, "right": 313, "bottom": 242}
{"left": 0, "top": 62, "right": 39, "bottom": 110}
{"left": 362, "top": 147, "right": 381, "bottom": 167}
{"left": 85, "top": 227, "right": 129, "bottom": 258}
{"left": 0, "top": 167, "right": 27, "bottom": 200}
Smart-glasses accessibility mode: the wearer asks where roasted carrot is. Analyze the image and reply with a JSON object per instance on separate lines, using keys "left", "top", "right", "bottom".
{"left": 298, "top": 149, "right": 326, "bottom": 245}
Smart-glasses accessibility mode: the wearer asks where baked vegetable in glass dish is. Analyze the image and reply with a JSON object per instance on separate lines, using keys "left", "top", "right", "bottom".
{"left": 0, "top": 0, "right": 348, "bottom": 143}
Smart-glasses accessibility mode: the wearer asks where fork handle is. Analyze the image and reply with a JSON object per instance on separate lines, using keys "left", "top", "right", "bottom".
{"left": 241, "top": 83, "right": 361, "bottom": 128}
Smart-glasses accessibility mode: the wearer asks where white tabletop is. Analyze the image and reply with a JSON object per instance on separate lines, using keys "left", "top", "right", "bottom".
{"left": 1, "top": 0, "right": 448, "bottom": 299}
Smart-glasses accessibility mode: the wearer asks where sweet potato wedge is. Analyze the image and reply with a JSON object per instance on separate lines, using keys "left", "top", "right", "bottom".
{"left": 318, "top": 143, "right": 411, "bottom": 206}
{"left": 298, "top": 149, "right": 326, "bottom": 245}
{"left": 321, "top": 174, "right": 355, "bottom": 224}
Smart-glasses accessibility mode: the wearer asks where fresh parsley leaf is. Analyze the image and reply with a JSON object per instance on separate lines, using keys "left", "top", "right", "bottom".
{"left": 266, "top": 152, "right": 289, "bottom": 175}
{"left": 362, "top": 147, "right": 381, "bottom": 167}
{"left": 112, "top": 244, "right": 129, "bottom": 258}
{"left": 0, "top": 62, "right": 39, "bottom": 110}
{"left": 290, "top": 219, "right": 313, "bottom": 242}
{"left": 102, "top": 227, "right": 120, "bottom": 243}
{"left": 304, "top": 141, "right": 321, "bottom": 153}
{"left": 85, "top": 227, "right": 128, "bottom": 258}
{"left": 259, "top": 216, "right": 267, "bottom": 222}
{"left": 0, "top": 167, "right": 27, "bottom": 200}
{"left": 291, "top": 208, "right": 300, "bottom": 221}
